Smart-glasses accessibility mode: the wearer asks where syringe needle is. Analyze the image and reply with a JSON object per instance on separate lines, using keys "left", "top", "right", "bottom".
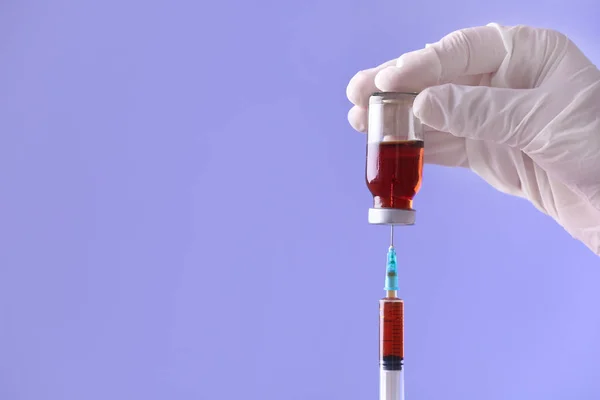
{"left": 390, "top": 225, "right": 394, "bottom": 248}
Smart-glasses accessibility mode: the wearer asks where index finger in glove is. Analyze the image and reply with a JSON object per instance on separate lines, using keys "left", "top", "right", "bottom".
{"left": 346, "top": 60, "right": 398, "bottom": 108}
{"left": 375, "top": 24, "right": 508, "bottom": 92}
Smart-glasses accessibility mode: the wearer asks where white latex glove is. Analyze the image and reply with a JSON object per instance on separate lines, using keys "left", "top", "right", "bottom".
{"left": 346, "top": 23, "right": 600, "bottom": 256}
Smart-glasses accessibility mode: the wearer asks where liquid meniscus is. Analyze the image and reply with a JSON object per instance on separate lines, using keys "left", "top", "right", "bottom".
{"left": 366, "top": 140, "right": 424, "bottom": 210}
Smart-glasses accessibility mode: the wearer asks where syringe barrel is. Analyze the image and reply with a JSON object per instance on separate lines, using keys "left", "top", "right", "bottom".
{"left": 380, "top": 368, "right": 404, "bottom": 400}
{"left": 379, "top": 298, "right": 404, "bottom": 400}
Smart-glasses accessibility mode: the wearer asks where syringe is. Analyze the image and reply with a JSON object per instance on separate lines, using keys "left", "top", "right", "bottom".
{"left": 379, "top": 228, "right": 405, "bottom": 400}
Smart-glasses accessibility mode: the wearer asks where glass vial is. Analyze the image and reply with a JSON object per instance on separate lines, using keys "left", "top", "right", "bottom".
{"left": 366, "top": 92, "right": 424, "bottom": 225}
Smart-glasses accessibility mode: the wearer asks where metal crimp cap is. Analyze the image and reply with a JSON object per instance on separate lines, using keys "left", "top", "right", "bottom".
{"left": 368, "top": 208, "right": 415, "bottom": 225}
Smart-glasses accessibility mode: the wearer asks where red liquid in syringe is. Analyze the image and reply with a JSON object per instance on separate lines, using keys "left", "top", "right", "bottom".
{"left": 379, "top": 298, "right": 404, "bottom": 371}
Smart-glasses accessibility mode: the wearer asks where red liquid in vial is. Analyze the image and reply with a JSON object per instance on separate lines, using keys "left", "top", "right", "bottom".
{"left": 366, "top": 140, "right": 424, "bottom": 210}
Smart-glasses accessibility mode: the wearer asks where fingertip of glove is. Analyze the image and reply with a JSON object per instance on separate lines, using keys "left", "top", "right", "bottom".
{"left": 413, "top": 90, "right": 431, "bottom": 121}
{"left": 413, "top": 88, "right": 445, "bottom": 131}
{"left": 346, "top": 71, "right": 369, "bottom": 105}
{"left": 373, "top": 66, "right": 402, "bottom": 91}
{"left": 375, "top": 47, "right": 442, "bottom": 92}
{"left": 348, "top": 106, "right": 368, "bottom": 133}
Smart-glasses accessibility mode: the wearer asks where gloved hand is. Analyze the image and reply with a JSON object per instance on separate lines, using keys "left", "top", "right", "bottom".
{"left": 346, "top": 23, "right": 600, "bottom": 256}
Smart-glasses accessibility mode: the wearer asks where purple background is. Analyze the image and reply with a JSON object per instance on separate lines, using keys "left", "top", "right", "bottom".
{"left": 1, "top": 1, "right": 599, "bottom": 399}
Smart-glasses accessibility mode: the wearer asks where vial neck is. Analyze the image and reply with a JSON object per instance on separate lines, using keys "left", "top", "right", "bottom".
{"left": 374, "top": 196, "right": 412, "bottom": 210}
